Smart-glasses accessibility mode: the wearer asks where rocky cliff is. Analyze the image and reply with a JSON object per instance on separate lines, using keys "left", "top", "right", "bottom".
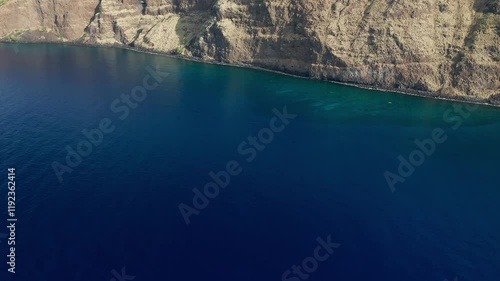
{"left": 1, "top": 0, "right": 499, "bottom": 103}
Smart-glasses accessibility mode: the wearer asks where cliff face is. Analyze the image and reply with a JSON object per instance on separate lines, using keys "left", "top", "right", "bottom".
{"left": 1, "top": 0, "right": 499, "bottom": 103}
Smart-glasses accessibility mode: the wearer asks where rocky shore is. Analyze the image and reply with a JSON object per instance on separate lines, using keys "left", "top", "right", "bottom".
{"left": 1, "top": 0, "right": 499, "bottom": 104}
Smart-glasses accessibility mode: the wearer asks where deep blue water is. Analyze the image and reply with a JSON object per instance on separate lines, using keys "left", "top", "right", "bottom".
{"left": 0, "top": 43, "right": 499, "bottom": 281}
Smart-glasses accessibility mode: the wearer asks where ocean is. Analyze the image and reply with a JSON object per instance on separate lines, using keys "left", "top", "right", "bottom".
{"left": 0, "top": 43, "right": 499, "bottom": 281}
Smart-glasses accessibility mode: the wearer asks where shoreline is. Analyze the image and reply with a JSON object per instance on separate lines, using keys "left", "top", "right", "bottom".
{"left": 1, "top": 40, "right": 498, "bottom": 108}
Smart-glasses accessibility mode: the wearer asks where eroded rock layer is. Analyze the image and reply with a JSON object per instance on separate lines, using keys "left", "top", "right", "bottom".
{"left": 1, "top": 0, "right": 499, "bottom": 102}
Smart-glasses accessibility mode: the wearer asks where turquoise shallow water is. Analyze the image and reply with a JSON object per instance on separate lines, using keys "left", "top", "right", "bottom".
{"left": 0, "top": 43, "right": 499, "bottom": 281}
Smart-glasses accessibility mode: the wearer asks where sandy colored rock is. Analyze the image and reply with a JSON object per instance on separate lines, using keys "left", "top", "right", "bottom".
{"left": 1, "top": 0, "right": 498, "bottom": 102}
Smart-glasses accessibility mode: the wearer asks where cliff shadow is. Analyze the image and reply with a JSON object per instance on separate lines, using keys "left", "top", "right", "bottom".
{"left": 173, "top": 0, "right": 218, "bottom": 55}
{"left": 472, "top": 0, "right": 500, "bottom": 13}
